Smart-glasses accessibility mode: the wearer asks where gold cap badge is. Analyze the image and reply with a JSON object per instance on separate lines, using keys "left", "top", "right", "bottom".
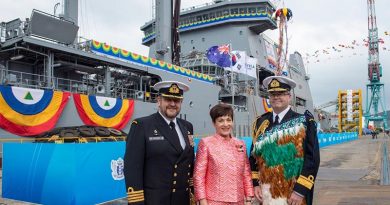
{"left": 270, "top": 79, "right": 280, "bottom": 88}
{"left": 169, "top": 84, "right": 180, "bottom": 94}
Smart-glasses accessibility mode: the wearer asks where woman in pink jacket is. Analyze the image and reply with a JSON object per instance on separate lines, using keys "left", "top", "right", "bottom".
{"left": 194, "top": 104, "right": 254, "bottom": 205}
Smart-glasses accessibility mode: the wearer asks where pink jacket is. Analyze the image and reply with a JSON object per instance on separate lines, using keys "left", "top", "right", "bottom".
{"left": 194, "top": 134, "right": 254, "bottom": 202}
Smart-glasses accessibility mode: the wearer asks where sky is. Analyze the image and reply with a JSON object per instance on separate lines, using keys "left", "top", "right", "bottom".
{"left": 1, "top": 0, "right": 390, "bottom": 113}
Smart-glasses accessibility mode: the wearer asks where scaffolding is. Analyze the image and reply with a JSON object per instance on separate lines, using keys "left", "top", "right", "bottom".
{"left": 338, "top": 89, "right": 363, "bottom": 136}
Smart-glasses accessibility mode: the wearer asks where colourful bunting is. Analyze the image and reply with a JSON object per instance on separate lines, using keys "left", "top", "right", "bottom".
{"left": 0, "top": 86, "right": 70, "bottom": 136}
{"left": 73, "top": 93, "right": 134, "bottom": 130}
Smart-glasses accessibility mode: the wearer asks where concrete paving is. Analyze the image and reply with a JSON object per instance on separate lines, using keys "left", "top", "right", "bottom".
{"left": 314, "top": 133, "right": 390, "bottom": 205}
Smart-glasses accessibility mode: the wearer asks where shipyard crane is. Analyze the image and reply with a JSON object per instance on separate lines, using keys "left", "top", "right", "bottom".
{"left": 364, "top": 0, "right": 388, "bottom": 130}
{"left": 315, "top": 99, "right": 338, "bottom": 121}
{"left": 315, "top": 99, "right": 338, "bottom": 111}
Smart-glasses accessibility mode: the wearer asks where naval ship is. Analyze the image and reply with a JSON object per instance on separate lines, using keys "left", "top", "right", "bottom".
{"left": 0, "top": 0, "right": 315, "bottom": 143}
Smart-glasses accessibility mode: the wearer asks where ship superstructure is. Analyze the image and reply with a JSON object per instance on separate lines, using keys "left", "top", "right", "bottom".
{"left": 0, "top": 0, "right": 316, "bottom": 141}
{"left": 0, "top": 5, "right": 220, "bottom": 139}
{"left": 141, "top": 0, "right": 315, "bottom": 127}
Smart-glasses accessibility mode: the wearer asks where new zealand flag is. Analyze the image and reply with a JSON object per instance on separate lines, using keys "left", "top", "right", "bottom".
{"left": 206, "top": 44, "right": 232, "bottom": 67}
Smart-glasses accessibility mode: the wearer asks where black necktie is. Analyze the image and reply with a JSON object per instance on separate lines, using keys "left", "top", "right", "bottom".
{"left": 169, "top": 121, "right": 185, "bottom": 149}
{"left": 169, "top": 121, "right": 175, "bottom": 130}
{"left": 274, "top": 115, "right": 279, "bottom": 125}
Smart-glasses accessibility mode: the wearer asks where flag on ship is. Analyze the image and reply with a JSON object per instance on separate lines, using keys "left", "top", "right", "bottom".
{"left": 206, "top": 44, "right": 232, "bottom": 67}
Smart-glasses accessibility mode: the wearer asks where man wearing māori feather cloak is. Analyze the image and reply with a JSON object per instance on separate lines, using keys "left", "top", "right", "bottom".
{"left": 249, "top": 76, "right": 320, "bottom": 205}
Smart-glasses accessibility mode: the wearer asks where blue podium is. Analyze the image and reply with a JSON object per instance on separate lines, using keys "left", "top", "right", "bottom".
{"left": 3, "top": 142, "right": 127, "bottom": 204}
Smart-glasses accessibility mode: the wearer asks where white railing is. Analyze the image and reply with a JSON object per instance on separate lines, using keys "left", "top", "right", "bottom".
{"left": 0, "top": 68, "right": 158, "bottom": 102}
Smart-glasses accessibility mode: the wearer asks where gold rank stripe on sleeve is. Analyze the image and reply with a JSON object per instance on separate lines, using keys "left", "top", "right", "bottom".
{"left": 251, "top": 171, "right": 259, "bottom": 179}
{"left": 127, "top": 187, "right": 144, "bottom": 203}
{"left": 296, "top": 175, "right": 315, "bottom": 190}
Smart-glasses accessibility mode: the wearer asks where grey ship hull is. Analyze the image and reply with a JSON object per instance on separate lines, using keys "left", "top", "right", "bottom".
{"left": 0, "top": 36, "right": 225, "bottom": 139}
{"left": 0, "top": 35, "right": 308, "bottom": 140}
{"left": 0, "top": 0, "right": 320, "bottom": 141}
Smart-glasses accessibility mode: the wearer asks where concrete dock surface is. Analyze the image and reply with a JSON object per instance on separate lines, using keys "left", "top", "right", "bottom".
{"left": 1, "top": 133, "right": 390, "bottom": 204}
{"left": 314, "top": 133, "right": 390, "bottom": 205}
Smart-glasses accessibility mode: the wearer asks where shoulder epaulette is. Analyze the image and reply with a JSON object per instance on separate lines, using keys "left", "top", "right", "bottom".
{"left": 304, "top": 110, "right": 315, "bottom": 122}
{"left": 261, "top": 111, "right": 272, "bottom": 118}
{"left": 132, "top": 120, "right": 138, "bottom": 125}
{"left": 251, "top": 112, "right": 271, "bottom": 127}
{"left": 252, "top": 112, "right": 271, "bottom": 127}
